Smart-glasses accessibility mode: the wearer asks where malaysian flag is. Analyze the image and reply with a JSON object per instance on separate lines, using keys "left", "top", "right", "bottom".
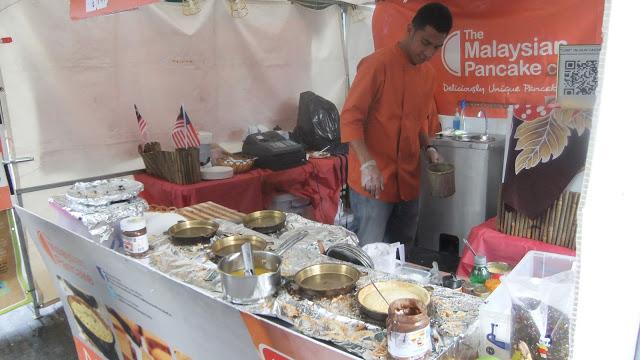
{"left": 171, "top": 105, "right": 200, "bottom": 148}
{"left": 134, "top": 104, "right": 149, "bottom": 143}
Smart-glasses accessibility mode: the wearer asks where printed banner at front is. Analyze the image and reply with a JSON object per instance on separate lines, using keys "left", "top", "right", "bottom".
{"left": 15, "top": 206, "right": 358, "bottom": 360}
{"left": 15, "top": 206, "right": 259, "bottom": 360}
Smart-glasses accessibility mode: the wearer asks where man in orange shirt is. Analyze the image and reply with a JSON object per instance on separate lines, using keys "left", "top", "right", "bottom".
{"left": 340, "top": 3, "right": 452, "bottom": 247}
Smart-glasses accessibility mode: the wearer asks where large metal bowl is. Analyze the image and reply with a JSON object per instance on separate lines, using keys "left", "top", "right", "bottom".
{"left": 217, "top": 250, "right": 282, "bottom": 304}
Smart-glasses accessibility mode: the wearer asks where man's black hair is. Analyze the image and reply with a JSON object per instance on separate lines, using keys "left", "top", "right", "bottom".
{"left": 412, "top": 3, "right": 453, "bottom": 34}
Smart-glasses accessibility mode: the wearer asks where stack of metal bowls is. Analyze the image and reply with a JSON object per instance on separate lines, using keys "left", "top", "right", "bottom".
{"left": 325, "top": 243, "right": 375, "bottom": 269}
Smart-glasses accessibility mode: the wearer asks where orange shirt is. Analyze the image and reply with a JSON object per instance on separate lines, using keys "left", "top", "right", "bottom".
{"left": 340, "top": 44, "right": 438, "bottom": 203}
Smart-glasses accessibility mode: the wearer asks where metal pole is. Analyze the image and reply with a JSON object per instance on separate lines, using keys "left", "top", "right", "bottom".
{"left": 339, "top": 5, "right": 351, "bottom": 92}
{"left": 11, "top": 203, "right": 41, "bottom": 319}
{"left": 0, "top": 74, "right": 41, "bottom": 318}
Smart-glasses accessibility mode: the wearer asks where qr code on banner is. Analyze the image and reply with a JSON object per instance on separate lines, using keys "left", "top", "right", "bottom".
{"left": 562, "top": 60, "right": 598, "bottom": 96}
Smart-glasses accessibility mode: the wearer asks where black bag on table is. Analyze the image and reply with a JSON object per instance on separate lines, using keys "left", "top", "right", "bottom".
{"left": 291, "top": 91, "right": 347, "bottom": 155}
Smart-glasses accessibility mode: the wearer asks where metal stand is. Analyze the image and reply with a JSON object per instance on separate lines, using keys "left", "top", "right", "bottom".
{"left": 11, "top": 205, "right": 41, "bottom": 319}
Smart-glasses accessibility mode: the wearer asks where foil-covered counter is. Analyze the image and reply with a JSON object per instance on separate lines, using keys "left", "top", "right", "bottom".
{"left": 147, "top": 214, "right": 482, "bottom": 359}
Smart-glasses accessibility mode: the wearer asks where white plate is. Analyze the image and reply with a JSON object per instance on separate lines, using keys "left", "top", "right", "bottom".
{"left": 144, "top": 212, "right": 187, "bottom": 236}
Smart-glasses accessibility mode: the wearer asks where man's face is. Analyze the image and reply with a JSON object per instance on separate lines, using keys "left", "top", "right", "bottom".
{"left": 405, "top": 25, "right": 447, "bottom": 65}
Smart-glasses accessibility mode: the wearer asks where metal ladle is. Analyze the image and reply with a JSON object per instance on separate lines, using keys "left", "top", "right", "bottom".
{"left": 241, "top": 242, "right": 255, "bottom": 276}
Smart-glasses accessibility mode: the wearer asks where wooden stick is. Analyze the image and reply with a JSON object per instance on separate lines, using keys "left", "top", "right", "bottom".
{"left": 496, "top": 185, "right": 503, "bottom": 232}
{"left": 552, "top": 193, "right": 564, "bottom": 246}
{"left": 563, "top": 192, "right": 577, "bottom": 248}
{"left": 541, "top": 204, "right": 550, "bottom": 242}
{"left": 567, "top": 192, "right": 575, "bottom": 245}
{"left": 537, "top": 214, "right": 544, "bottom": 240}
{"left": 504, "top": 205, "right": 509, "bottom": 234}
{"left": 567, "top": 192, "right": 579, "bottom": 249}
{"left": 526, "top": 215, "right": 533, "bottom": 239}
{"left": 557, "top": 191, "right": 569, "bottom": 246}
{"left": 517, "top": 212, "right": 524, "bottom": 237}
{"left": 554, "top": 192, "right": 567, "bottom": 246}
{"left": 560, "top": 191, "right": 571, "bottom": 247}
{"left": 547, "top": 196, "right": 556, "bottom": 244}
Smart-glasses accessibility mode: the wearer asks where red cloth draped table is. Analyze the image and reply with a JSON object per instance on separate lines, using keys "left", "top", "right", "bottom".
{"left": 135, "top": 156, "right": 346, "bottom": 224}
{"left": 456, "top": 218, "right": 576, "bottom": 277}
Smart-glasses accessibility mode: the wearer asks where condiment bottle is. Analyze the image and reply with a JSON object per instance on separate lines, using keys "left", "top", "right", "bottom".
{"left": 469, "top": 255, "right": 490, "bottom": 285}
{"left": 386, "top": 298, "right": 431, "bottom": 360}
{"left": 120, "top": 217, "right": 149, "bottom": 258}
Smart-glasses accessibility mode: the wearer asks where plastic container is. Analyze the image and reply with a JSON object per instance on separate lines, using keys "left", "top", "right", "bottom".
{"left": 362, "top": 242, "right": 405, "bottom": 274}
{"left": 268, "top": 193, "right": 314, "bottom": 220}
{"left": 452, "top": 108, "right": 461, "bottom": 130}
{"left": 508, "top": 250, "right": 576, "bottom": 278}
{"left": 477, "top": 251, "right": 576, "bottom": 359}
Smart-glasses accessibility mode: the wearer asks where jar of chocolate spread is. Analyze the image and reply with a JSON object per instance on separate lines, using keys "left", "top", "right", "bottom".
{"left": 386, "top": 298, "right": 431, "bottom": 360}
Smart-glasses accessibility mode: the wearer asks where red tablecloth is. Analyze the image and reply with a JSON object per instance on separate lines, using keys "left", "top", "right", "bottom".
{"left": 135, "top": 156, "right": 346, "bottom": 224}
{"left": 456, "top": 218, "right": 576, "bottom": 277}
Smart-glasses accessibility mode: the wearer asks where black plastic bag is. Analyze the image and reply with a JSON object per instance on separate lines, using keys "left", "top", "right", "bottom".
{"left": 291, "top": 91, "right": 346, "bottom": 154}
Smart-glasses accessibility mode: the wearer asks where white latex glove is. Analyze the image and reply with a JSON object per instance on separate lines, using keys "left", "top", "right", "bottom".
{"left": 360, "top": 160, "right": 384, "bottom": 199}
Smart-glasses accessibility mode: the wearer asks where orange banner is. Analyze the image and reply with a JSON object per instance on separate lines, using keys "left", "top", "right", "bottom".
{"left": 70, "top": 0, "right": 159, "bottom": 20}
{"left": 73, "top": 336, "right": 104, "bottom": 360}
{"left": 372, "top": 0, "right": 604, "bottom": 114}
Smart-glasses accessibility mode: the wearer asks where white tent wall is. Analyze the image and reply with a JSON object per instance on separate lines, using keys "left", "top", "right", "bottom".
{"left": 0, "top": 0, "right": 349, "bottom": 191}
{"left": 346, "top": 5, "right": 375, "bottom": 84}
{"left": 0, "top": 0, "right": 374, "bottom": 308}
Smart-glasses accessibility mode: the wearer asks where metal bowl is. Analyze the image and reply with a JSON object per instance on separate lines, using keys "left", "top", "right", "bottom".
{"left": 217, "top": 251, "right": 282, "bottom": 304}
{"left": 293, "top": 263, "right": 361, "bottom": 298}
{"left": 242, "top": 210, "right": 286, "bottom": 234}
{"left": 167, "top": 220, "right": 219, "bottom": 245}
{"left": 487, "top": 261, "right": 512, "bottom": 278}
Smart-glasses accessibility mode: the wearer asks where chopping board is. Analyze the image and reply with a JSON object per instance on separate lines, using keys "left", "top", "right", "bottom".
{"left": 176, "top": 201, "right": 246, "bottom": 223}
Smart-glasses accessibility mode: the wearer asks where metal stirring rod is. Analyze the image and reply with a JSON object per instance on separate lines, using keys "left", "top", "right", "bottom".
{"left": 370, "top": 280, "right": 390, "bottom": 307}
{"left": 463, "top": 238, "right": 478, "bottom": 257}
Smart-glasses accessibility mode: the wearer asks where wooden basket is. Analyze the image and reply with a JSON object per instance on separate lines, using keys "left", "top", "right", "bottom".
{"left": 139, "top": 142, "right": 201, "bottom": 185}
{"left": 497, "top": 186, "right": 580, "bottom": 250}
{"left": 215, "top": 155, "right": 255, "bottom": 174}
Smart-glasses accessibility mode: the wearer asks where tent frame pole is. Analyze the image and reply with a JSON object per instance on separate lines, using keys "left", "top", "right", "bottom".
{"left": 339, "top": 4, "right": 351, "bottom": 92}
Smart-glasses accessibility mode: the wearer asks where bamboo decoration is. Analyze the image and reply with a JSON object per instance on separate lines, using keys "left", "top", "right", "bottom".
{"left": 140, "top": 145, "right": 201, "bottom": 185}
{"left": 497, "top": 189, "right": 580, "bottom": 249}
